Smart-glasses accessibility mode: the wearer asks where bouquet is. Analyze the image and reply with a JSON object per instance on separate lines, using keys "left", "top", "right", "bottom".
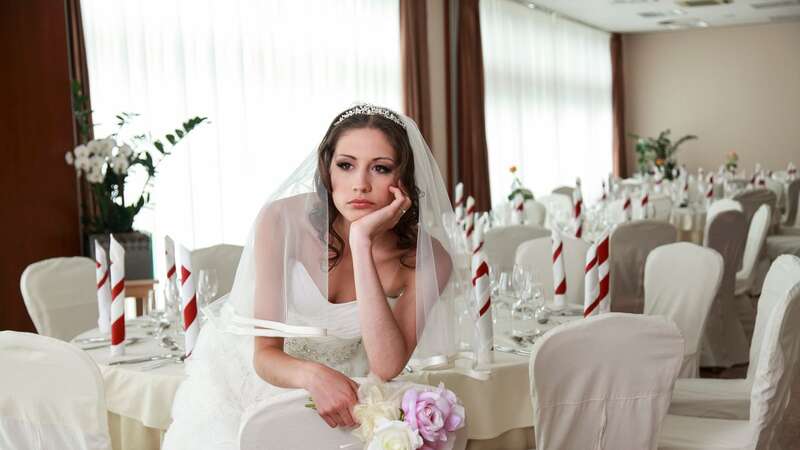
{"left": 507, "top": 165, "right": 533, "bottom": 201}
{"left": 725, "top": 151, "right": 739, "bottom": 172}
{"left": 308, "top": 378, "right": 466, "bottom": 450}
{"left": 65, "top": 112, "right": 206, "bottom": 233}
{"left": 629, "top": 129, "right": 697, "bottom": 180}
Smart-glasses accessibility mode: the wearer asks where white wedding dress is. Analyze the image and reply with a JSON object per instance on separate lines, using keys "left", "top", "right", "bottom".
{"left": 163, "top": 262, "right": 394, "bottom": 450}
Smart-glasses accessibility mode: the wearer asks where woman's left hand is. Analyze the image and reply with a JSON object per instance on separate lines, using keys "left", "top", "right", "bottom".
{"left": 349, "top": 185, "right": 411, "bottom": 245}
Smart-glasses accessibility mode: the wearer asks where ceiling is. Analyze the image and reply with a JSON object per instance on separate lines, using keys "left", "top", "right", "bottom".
{"left": 522, "top": 0, "right": 800, "bottom": 32}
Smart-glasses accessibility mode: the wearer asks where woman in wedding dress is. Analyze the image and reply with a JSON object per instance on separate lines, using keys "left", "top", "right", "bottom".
{"left": 163, "top": 104, "right": 459, "bottom": 449}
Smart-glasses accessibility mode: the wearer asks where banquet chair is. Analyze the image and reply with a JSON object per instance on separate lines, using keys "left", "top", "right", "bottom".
{"left": 701, "top": 210, "right": 749, "bottom": 368}
{"left": 706, "top": 199, "right": 743, "bottom": 232}
{"left": 764, "top": 180, "right": 800, "bottom": 263}
{"left": 515, "top": 235, "right": 591, "bottom": 306}
{"left": 778, "top": 178, "right": 799, "bottom": 229}
{"left": 529, "top": 314, "right": 683, "bottom": 450}
{"left": 609, "top": 220, "right": 677, "bottom": 313}
{"left": 491, "top": 199, "right": 546, "bottom": 227}
{"left": 484, "top": 225, "right": 550, "bottom": 273}
{"left": 239, "top": 383, "right": 468, "bottom": 450}
{"left": 734, "top": 204, "right": 771, "bottom": 338}
{"left": 732, "top": 188, "right": 777, "bottom": 231}
{"left": 20, "top": 256, "right": 98, "bottom": 341}
{"left": 658, "top": 256, "right": 800, "bottom": 449}
{"left": 0, "top": 331, "right": 111, "bottom": 450}
{"left": 551, "top": 185, "right": 574, "bottom": 198}
{"left": 191, "top": 243, "right": 244, "bottom": 300}
{"left": 645, "top": 243, "right": 723, "bottom": 378}
{"left": 650, "top": 195, "right": 674, "bottom": 221}
{"left": 536, "top": 193, "right": 572, "bottom": 228}
{"left": 525, "top": 199, "right": 547, "bottom": 227}
{"left": 669, "top": 255, "right": 800, "bottom": 420}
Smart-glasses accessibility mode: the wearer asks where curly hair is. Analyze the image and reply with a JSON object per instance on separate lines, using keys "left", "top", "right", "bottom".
{"left": 311, "top": 109, "right": 419, "bottom": 269}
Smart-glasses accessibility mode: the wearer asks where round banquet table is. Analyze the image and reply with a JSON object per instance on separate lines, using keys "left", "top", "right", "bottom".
{"left": 73, "top": 313, "right": 580, "bottom": 450}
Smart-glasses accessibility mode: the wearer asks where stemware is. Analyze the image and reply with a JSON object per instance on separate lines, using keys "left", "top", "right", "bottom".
{"left": 197, "top": 269, "right": 220, "bottom": 308}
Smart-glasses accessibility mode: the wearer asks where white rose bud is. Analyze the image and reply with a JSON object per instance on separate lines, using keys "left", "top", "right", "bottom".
{"left": 101, "top": 138, "right": 116, "bottom": 157}
{"left": 112, "top": 155, "right": 129, "bottom": 175}
{"left": 65, "top": 152, "right": 74, "bottom": 165}
{"left": 74, "top": 156, "right": 90, "bottom": 172}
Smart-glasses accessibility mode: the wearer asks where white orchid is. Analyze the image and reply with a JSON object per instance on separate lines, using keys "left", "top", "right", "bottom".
{"left": 86, "top": 165, "right": 105, "bottom": 184}
{"left": 74, "top": 144, "right": 89, "bottom": 159}
{"left": 111, "top": 154, "right": 130, "bottom": 175}
{"left": 64, "top": 152, "right": 74, "bottom": 165}
{"left": 118, "top": 143, "right": 134, "bottom": 158}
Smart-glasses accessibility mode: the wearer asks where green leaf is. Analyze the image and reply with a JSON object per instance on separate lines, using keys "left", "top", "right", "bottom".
{"left": 154, "top": 141, "right": 165, "bottom": 153}
{"left": 166, "top": 134, "right": 176, "bottom": 145}
{"left": 175, "top": 129, "right": 184, "bottom": 138}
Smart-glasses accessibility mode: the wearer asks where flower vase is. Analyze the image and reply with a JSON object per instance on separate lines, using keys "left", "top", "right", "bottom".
{"left": 88, "top": 231, "right": 154, "bottom": 280}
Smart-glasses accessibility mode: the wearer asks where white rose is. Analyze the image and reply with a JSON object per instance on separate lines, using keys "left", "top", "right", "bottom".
{"left": 64, "top": 152, "right": 74, "bottom": 165}
{"left": 367, "top": 420, "right": 423, "bottom": 450}
{"left": 74, "top": 144, "right": 89, "bottom": 159}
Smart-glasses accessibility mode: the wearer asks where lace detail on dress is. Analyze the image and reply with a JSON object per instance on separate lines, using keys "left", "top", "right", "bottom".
{"left": 284, "top": 337, "right": 363, "bottom": 368}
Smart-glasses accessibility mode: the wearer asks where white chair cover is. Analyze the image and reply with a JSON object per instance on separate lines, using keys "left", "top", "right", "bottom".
{"left": 701, "top": 210, "right": 749, "bottom": 368}
{"left": 20, "top": 257, "right": 98, "bottom": 341}
{"left": 736, "top": 204, "right": 771, "bottom": 295}
{"left": 609, "top": 220, "right": 677, "bottom": 313}
{"left": 530, "top": 314, "right": 684, "bottom": 450}
{"left": 190, "top": 243, "right": 244, "bottom": 300}
{"left": 780, "top": 179, "right": 799, "bottom": 227}
{"left": 239, "top": 381, "right": 467, "bottom": 450}
{"left": 650, "top": 195, "right": 674, "bottom": 221}
{"left": 551, "top": 185, "right": 574, "bottom": 198}
{"left": 0, "top": 331, "right": 111, "bottom": 450}
{"left": 537, "top": 194, "right": 572, "bottom": 229}
{"left": 658, "top": 255, "right": 800, "bottom": 450}
{"left": 670, "top": 255, "right": 800, "bottom": 420}
{"left": 706, "top": 199, "right": 743, "bottom": 236}
{"left": 515, "top": 235, "right": 591, "bottom": 306}
{"left": 524, "top": 200, "right": 547, "bottom": 227}
{"left": 645, "top": 243, "right": 723, "bottom": 378}
{"left": 733, "top": 189, "right": 777, "bottom": 232}
{"left": 484, "top": 225, "right": 550, "bottom": 272}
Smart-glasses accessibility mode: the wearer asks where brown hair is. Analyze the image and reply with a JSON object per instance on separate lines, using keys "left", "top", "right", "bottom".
{"left": 311, "top": 110, "right": 419, "bottom": 269}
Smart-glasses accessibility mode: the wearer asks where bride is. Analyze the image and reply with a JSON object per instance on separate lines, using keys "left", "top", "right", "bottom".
{"left": 163, "top": 104, "right": 459, "bottom": 449}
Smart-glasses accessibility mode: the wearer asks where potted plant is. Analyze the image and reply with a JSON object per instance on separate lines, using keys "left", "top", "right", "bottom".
{"left": 629, "top": 129, "right": 697, "bottom": 180}
{"left": 66, "top": 82, "right": 207, "bottom": 279}
{"left": 506, "top": 165, "right": 534, "bottom": 201}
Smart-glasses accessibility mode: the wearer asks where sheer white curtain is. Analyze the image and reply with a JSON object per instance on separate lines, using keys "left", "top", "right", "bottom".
{"left": 480, "top": 0, "right": 613, "bottom": 205}
{"left": 81, "top": 0, "right": 401, "bottom": 279}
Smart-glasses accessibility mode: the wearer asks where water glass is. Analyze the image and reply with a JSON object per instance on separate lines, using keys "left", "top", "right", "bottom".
{"left": 197, "top": 269, "right": 220, "bottom": 307}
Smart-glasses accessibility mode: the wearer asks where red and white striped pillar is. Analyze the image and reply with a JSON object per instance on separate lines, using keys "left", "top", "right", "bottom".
{"left": 178, "top": 243, "right": 199, "bottom": 357}
{"left": 471, "top": 219, "right": 493, "bottom": 367}
{"left": 165, "top": 235, "right": 177, "bottom": 290}
{"left": 95, "top": 241, "right": 112, "bottom": 334}
{"left": 583, "top": 243, "right": 599, "bottom": 317}
{"left": 464, "top": 195, "right": 476, "bottom": 241}
{"left": 622, "top": 194, "right": 632, "bottom": 222}
{"left": 109, "top": 235, "right": 126, "bottom": 356}
{"left": 551, "top": 229, "right": 567, "bottom": 310}
{"left": 454, "top": 182, "right": 465, "bottom": 228}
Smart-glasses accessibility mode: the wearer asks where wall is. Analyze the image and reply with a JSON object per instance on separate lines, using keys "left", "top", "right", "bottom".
{"left": 623, "top": 22, "right": 800, "bottom": 175}
{"left": 0, "top": 0, "right": 80, "bottom": 332}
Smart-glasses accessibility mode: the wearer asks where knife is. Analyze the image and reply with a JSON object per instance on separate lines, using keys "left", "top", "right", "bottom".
{"left": 108, "top": 353, "right": 181, "bottom": 366}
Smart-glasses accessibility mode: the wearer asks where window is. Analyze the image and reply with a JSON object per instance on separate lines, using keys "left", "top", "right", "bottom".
{"left": 81, "top": 0, "right": 401, "bottom": 274}
{"left": 480, "top": 0, "right": 613, "bottom": 204}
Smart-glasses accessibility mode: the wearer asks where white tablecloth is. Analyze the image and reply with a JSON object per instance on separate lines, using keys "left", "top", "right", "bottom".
{"left": 74, "top": 314, "right": 580, "bottom": 450}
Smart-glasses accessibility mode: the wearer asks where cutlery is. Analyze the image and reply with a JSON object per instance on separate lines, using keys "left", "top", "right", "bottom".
{"left": 79, "top": 337, "right": 143, "bottom": 350}
{"left": 494, "top": 345, "right": 531, "bottom": 357}
{"left": 108, "top": 353, "right": 182, "bottom": 366}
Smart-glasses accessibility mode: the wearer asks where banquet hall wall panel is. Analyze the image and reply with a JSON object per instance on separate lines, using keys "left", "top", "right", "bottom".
{"left": 0, "top": 0, "right": 80, "bottom": 332}
{"left": 622, "top": 22, "right": 800, "bottom": 175}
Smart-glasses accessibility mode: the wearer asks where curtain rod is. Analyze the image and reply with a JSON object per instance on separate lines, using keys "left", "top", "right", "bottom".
{"left": 509, "top": 0, "right": 612, "bottom": 34}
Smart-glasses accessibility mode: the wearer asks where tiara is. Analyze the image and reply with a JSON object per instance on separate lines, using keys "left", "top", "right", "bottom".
{"left": 333, "top": 104, "right": 406, "bottom": 129}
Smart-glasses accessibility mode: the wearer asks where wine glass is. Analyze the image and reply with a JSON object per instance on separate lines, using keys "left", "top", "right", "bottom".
{"left": 197, "top": 269, "right": 220, "bottom": 308}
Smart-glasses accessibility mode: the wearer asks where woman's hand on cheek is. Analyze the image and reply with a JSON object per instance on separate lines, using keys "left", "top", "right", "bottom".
{"left": 349, "top": 185, "right": 411, "bottom": 246}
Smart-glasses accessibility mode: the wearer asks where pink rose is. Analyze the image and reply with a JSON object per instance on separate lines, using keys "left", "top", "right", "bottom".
{"left": 401, "top": 383, "right": 465, "bottom": 450}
